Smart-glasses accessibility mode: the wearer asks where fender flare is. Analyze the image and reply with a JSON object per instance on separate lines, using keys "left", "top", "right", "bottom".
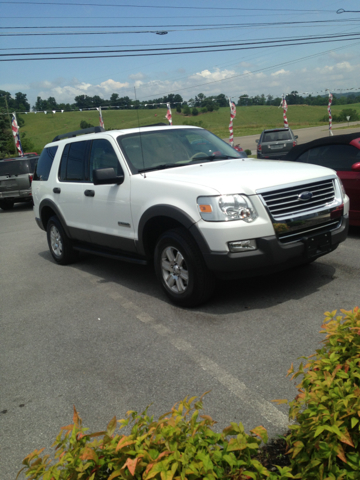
{"left": 39, "top": 199, "right": 72, "bottom": 238}
{"left": 136, "top": 204, "right": 211, "bottom": 257}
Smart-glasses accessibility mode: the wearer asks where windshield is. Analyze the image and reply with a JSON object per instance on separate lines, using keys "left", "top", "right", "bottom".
{"left": 117, "top": 128, "right": 241, "bottom": 173}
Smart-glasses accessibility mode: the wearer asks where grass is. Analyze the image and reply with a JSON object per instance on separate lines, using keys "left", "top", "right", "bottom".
{"left": 18, "top": 103, "right": 360, "bottom": 154}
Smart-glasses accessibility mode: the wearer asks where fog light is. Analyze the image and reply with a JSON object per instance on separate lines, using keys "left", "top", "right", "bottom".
{"left": 228, "top": 239, "right": 257, "bottom": 252}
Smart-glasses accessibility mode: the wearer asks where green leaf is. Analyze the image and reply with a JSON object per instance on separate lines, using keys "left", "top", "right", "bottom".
{"left": 351, "top": 417, "right": 359, "bottom": 429}
{"left": 314, "top": 426, "right": 326, "bottom": 438}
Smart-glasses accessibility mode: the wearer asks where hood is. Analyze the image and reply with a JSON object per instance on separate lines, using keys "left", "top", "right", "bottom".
{"left": 145, "top": 158, "right": 336, "bottom": 195}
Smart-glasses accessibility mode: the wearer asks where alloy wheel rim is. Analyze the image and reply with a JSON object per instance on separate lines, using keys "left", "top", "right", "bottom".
{"left": 161, "top": 246, "right": 189, "bottom": 294}
{"left": 50, "top": 225, "right": 63, "bottom": 258}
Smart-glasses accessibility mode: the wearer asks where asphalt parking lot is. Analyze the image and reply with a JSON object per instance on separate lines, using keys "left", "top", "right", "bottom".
{"left": 1, "top": 204, "right": 359, "bottom": 479}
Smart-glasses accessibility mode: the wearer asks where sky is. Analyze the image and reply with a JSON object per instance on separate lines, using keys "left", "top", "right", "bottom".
{"left": 1, "top": 0, "right": 360, "bottom": 109}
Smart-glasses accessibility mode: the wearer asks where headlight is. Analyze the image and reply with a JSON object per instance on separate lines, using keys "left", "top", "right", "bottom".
{"left": 337, "top": 177, "right": 346, "bottom": 200}
{"left": 197, "top": 194, "right": 257, "bottom": 222}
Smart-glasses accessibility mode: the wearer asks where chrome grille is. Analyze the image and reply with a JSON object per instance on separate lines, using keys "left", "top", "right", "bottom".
{"left": 259, "top": 179, "right": 336, "bottom": 220}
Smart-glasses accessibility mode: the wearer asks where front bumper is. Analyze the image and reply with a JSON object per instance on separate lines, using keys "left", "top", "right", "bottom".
{"left": 202, "top": 215, "right": 349, "bottom": 279}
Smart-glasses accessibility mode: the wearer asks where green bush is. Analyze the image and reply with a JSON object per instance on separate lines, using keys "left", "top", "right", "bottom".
{"left": 320, "top": 108, "right": 360, "bottom": 123}
{"left": 182, "top": 105, "right": 190, "bottom": 115}
{"left": 245, "top": 149, "right": 252, "bottom": 156}
{"left": 80, "top": 120, "right": 94, "bottom": 129}
{"left": 192, "top": 107, "right": 199, "bottom": 116}
{"left": 277, "top": 307, "right": 360, "bottom": 479}
{"left": 19, "top": 394, "right": 276, "bottom": 480}
{"left": 176, "top": 105, "right": 182, "bottom": 113}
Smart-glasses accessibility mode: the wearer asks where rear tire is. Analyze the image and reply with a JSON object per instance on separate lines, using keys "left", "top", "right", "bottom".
{"left": 0, "top": 200, "right": 14, "bottom": 210}
{"left": 46, "top": 216, "right": 78, "bottom": 265}
{"left": 154, "top": 228, "right": 215, "bottom": 307}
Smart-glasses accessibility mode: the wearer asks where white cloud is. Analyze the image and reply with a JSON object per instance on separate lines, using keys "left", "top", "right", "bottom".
{"left": 128, "top": 72, "right": 146, "bottom": 80}
{"left": 189, "top": 68, "right": 236, "bottom": 81}
{"left": 271, "top": 69, "right": 290, "bottom": 77}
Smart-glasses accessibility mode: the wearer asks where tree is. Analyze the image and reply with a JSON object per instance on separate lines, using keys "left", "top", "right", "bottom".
{"left": 0, "top": 107, "right": 12, "bottom": 159}
{"left": 14, "top": 92, "right": 30, "bottom": 112}
{"left": 215, "top": 94, "right": 227, "bottom": 107}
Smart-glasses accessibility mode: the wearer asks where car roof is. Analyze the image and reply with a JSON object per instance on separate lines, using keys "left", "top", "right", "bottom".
{"left": 284, "top": 132, "right": 360, "bottom": 161}
{"left": 261, "top": 128, "right": 292, "bottom": 133}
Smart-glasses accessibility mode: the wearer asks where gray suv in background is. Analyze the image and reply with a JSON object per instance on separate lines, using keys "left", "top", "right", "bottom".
{"left": 0, "top": 154, "right": 39, "bottom": 210}
{"left": 256, "top": 128, "right": 298, "bottom": 159}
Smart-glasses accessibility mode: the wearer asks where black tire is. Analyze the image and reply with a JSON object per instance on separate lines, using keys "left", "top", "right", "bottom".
{"left": 46, "top": 216, "right": 78, "bottom": 265}
{"left": 154, "top": 228, "right": 215, "bottom": 307}
{"left": 0, "top": 200, "right": 14, "bottom": 210}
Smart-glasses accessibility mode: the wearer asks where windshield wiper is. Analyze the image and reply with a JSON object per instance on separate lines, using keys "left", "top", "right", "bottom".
{"left": 138, "top": 163, "right": 182, "bottom": 173}
{"left": 191, "top": 155, "right": 239, "bottom": 161}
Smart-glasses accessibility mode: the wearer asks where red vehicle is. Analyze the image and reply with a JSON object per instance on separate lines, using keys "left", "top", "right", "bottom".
{"left": 283, "top": 133, "right": 360, "bottom": 226}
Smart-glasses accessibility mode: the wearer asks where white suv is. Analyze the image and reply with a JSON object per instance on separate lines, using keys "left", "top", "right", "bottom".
{"left": 32, "top": 125, "right": 349, "bottom": 307}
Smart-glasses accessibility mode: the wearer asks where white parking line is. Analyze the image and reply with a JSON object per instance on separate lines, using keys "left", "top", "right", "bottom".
{"left": 77, "top": 270, "right": 289, "bottom": 428}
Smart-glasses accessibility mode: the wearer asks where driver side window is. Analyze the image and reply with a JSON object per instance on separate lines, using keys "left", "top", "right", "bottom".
{"left": 89, "top": 139, "right": 123, "bottom": 182}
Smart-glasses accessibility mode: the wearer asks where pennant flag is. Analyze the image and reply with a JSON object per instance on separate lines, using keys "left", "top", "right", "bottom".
{"left": 79, "top": 109, "right": 82, "bottom": 112}
{"left": 328, "top": 92, "right": 333, "bottom": 136}
{"left": 61, "top": 110, "right": 64, "bottom": 113}
{"left": 52, "top": 110, "right": 56, "bottom": 114}
{"left": 97, "top": 107, "right": 105, "bottom": 128}
{"left": 44, "top": 111, "right": 47, "bottom": 114}
{"left": 11, "top": 113, "right": 24, "bottom": 157}
{"left": 228, "top": 98, "right": 236, "bottom": 146}
{"left": 281, "top": 95, "right": 288, "bottom": 128}
{"left": 165, "top": 103, "right": 172, "bottom": 125}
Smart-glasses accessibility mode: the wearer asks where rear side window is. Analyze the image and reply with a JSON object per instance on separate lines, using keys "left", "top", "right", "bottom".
{"left": 296, "top": 145, "right": 360, "bottom": 171}
{"left": 59, "top": 141, "right": 89, "bottom": 182}
{"left": 263, "top": 131, "right": 292, "bottom": 142}
{"left": 33, "top": 147, "right": 58, "bottom": 181}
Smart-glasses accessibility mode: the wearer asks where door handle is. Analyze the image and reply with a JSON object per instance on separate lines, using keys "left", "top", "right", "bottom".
{"left": 84, "top": 189, "right": 95, "bottom": 197}
{"left": 53, "top": 188, "right": 61, "bottom": 194}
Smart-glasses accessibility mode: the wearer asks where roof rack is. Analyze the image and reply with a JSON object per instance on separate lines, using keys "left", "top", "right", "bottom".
{"left": 52, "top": 126, "right": 105, "bottom": 142}
{"left": 140, "top": 123, "right": 168, "bottom": 127}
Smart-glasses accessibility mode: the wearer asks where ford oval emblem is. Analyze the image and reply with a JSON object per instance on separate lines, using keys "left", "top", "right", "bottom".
{"left": 298, "top": 191, "right": 313, "bottom": 201}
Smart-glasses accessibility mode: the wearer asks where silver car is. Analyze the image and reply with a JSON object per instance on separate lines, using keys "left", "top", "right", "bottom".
{"left": 0, "top": 154, "right": 38, "bottom": 210}
{"left": 256, "top": 128, "right": 298, "bottom": 159}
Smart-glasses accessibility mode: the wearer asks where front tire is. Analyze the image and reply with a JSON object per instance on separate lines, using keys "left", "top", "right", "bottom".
{"left": 46, "top": 216, "right": 78, "bottom": 265}
{"left": 154, "top": 228, "right": 215, "bottom": 307}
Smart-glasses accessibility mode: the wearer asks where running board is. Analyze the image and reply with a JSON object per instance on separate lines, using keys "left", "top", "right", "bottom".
{"left": 73, "top": 245, "right": 148, "bottom": 265}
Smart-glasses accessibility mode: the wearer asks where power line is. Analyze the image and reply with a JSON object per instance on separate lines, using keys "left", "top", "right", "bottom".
{"left": 2, "top": 32, "right": 360, "bottom": 57}
{"left": 0, "top": 2, "right": 334, "bottom": 12}
{"left": 2, "top": 35, "right": 360, "bottom": 61}
{"left": 2, "top": 19, "right": 360, "bottom": 31}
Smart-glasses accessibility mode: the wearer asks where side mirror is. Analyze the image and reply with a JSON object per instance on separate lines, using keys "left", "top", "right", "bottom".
{"left": 351, "top": 162, "right": 360, "bottom": 172}
{"left": 93, "top": 167, "right": 124, "bottom": 185}
{"left": 295, "top": 135, "right": 298, "bottom": 139}
{"left": 255, "top": 139, "right": 259, "bottom": 144}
